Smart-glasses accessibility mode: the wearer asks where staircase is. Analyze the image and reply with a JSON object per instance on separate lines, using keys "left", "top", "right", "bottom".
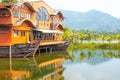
{"left": 24, "top": 40, "right": 41, "bottom": 58}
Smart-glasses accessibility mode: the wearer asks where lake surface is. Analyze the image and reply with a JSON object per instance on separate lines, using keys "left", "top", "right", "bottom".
{"left": 0, "top": 49, "right": 120, "bottom": 80}
{"left": 78, "top": 40, "right": 119, "bottom": 43}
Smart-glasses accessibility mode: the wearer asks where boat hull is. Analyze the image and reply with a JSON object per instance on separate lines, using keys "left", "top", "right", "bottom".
{"left": 0, "top": 40, "right": 71, "bottom": 58}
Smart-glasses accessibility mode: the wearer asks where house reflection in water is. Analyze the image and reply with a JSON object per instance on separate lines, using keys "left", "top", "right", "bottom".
{"left": 39, "top": 58, "right": 65, "bottom": 80}
{"left": 0, "top": 70, "right": 30, "bottom": 80}
{"left": 0, "top": 51, "right": 68, "bottom": 80}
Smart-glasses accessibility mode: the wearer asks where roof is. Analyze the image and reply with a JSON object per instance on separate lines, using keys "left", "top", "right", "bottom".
{"left": 23, "top": 2, "right": 35, "bottom": 12}
{"left": 0, "top": 3, "right": 13, "bottom": 8}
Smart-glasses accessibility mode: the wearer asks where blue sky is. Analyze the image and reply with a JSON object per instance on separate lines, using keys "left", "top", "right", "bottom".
{"left": 30, "top": 0, "right": 120, "bottom": 18}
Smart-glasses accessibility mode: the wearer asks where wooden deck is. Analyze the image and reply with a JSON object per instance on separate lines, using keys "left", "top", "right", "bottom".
{"left": 40, "top": 41, "right": 65, "bottom": 46}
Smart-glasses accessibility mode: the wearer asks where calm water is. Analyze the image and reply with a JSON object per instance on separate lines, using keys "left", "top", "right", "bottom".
{"left": 0, "top": 49, "right": 120, "bottom": 80}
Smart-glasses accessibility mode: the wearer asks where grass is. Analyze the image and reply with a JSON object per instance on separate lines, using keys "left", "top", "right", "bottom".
{"left": 68, "top": 42, "right": 120, "bottom": 50}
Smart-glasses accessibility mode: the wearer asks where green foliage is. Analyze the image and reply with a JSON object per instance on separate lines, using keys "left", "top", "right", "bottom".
{"left": 79, "top": 34, "right": 85, "bottom": 43}
{"left": 62, "top": 27, "right": 73, "bottom": 40}
{"left": 63, "top": 26, "right": 120, "bottom": 43}
{"left": 68, "top": 42, "right": 120, "bottom": 50}
{"left": 86, "top": 32, "right": 92, "bottom": 42}
{"left": 107, "top": 35, "right": 113, "bottom": 44}
{"left": 101, "top": 34, "right": 106, "bottom": 43}
{"left": 1, "top": 0, "right": 18, "bottom": 4}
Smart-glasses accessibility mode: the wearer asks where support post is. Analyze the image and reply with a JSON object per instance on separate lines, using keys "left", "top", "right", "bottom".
{"left": 50, "top": 47, "right": 52, "bottom": 53}
{"left": 46, "top": 47, "right": 47, "bottom": 54}
{"left": 39, "top": 48, "right": 40, "bottom": 55}
{"left": 9, "top": 45, "right": 12, "bottom": 70}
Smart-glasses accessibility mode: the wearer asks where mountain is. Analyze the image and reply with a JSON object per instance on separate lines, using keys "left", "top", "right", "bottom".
{"left": 56, "top": 9, "right": 120, "bottom": 32}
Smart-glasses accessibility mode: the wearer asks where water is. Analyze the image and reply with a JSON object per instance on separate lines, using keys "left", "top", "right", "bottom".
{"left": 0, "top": 49, "right": 120, "bottom": 80}
{"left": 63, "top": 49, "right": 120, "bottom": 80}
{"left": 78, "top": 40, "right": 119, "bottom": 43}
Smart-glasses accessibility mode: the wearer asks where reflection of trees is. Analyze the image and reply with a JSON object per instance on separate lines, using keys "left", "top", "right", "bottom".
{"left": 71, "top": 52, "right": 75, "bottom": 61}
{"left": 101, "top": 50, "right": 118, "bottom": 58}
{"left": 107, "top": 50, "right": 115, "bottom": 58}
{"left": 87, "top": 50, "right": 92, "bottom": 59}
{"left": 116, "top": 54, "right": 120, "bottom": 59}
{"left": 101, "top": 50, "right": 108, "bottom": 58}
{"left": 115, "top": 49, "right": 120, "bottom": 58}
{"left": 67, "top": 48, "right": 120, "bottom": 65}
{"left": 79, "top": 50, "right": 86, "bottom": 60}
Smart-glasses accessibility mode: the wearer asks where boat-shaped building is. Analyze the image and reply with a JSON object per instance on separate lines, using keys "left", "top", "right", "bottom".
{"left": 0, "top": 0, "right": 70, "bottom": 57}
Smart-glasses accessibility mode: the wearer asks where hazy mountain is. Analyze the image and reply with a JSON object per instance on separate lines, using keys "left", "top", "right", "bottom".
{"left": 56, "top": 9, "right": 120, "bottom": 32}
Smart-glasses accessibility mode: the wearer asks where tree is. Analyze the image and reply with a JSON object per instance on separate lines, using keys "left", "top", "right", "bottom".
{"left": 101, "top": 34, "right": 106, "bottom": 43}
{"left": 79, "top": 33, "right": 85, "bottom": 43}
{"left": 107, "top": 35, "right": 113, "bottom": 44}
{"left": 117, "top": 34, "right": 120, "bottom": 43}
{"left": 1, "top": 0, "right": 18, "bottom": 4}
{"left": 62, "top": 27, "right": 73, "bottom": 40}
{"left": 87, "top": 32, "right": 92, "bottom": 43}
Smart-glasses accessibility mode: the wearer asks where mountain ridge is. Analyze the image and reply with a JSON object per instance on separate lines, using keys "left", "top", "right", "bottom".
{"left": 56, "top": 9, "right": 120, "bottom": 32}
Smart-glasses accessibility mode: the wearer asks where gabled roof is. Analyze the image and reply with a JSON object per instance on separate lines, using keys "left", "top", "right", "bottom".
{"left": 57, "top": 11, "right": 64, "bottom": 20}
{"left": 23, "top": 2, "right": 35, "bottom": 12}
{"left": 0, "top": 2, "right": 35, "bottom": 12}
{"left": 14, "top": 2, "right": 35, "bottom": 12}
{"left": 0, "top": 3, "right": 14, "bottom": 8}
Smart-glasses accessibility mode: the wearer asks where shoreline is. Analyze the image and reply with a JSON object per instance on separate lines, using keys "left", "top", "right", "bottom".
{"left": 68, "top": 42, "right": 120, "bottom": 50}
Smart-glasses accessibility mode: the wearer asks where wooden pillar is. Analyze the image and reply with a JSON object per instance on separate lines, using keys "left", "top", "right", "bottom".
{"left": 9, "top": 45, "right": 12, "bottom": 70}
{"left": 46, "top": 47, "right": 47, "bottom": 54}
{"left": 50, "top": 47, "right": 52, "bottom": 53}
{"left": 39, "top": 48, "right": 41, "bottom": 55}
{"left": 42, "top": 33, "right": 44, "bottom": 40}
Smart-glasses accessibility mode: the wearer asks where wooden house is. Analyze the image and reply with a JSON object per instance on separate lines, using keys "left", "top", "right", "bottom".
{"left": 0, "top": 0, "right": 70, "bottom": 57}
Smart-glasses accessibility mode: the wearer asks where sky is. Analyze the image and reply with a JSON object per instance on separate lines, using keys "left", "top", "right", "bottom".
{"left": 31, "top": 0, "right": 120, "bottom": 18}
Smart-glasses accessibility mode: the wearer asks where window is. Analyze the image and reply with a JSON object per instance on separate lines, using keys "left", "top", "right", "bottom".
{"left": 34, "top": 32, "right": 42, "bottom": 39}
{"left": 14, "top": 31, "right": 19, "bottom": 37}
{"left": 21, "top": 31, "right": 25, "bottom": 36}
{"left": 26, "top": 13, "right": 30, "bottom": 19}
{"left": 36, "top": 12, "right": 41, "bottom": 20}
{"left": 36, "top": 7, "right": 49, "bottom": 21}
{"left": 20, "top": 12, "right": 25, "bottom": 18}
{"left": 0, "top": 11, "right": 9, "bottom": 17}
{"left": 0, "top": 27, "right": 9, "bottom": 33}
{"left": 13, "top": 10, "right": 18, "bottom": 17}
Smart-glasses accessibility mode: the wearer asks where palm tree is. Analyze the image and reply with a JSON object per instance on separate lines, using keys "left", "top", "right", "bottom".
{"left": 101, "top": 34, "right": 106, "bottom": 43}
{"left": 117, "top": 34, "right": 120, "bottom": 43}
{"left": 107, "top": 35, "right": 113, "bottom": 44}
{"left": 79, "top": 33, "right": 85, "bottom": 43}
{"left": 87, "top": 32, "right": 92, "bottom": 43}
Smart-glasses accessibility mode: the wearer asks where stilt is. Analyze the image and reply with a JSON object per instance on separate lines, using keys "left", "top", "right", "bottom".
{"left": 46, "top": 47, "right": 47, "bottom": 54}
{"left": 39, "top": 48, "right": 41, "bottom": 55}
{"left": 9, "top": 45, "right": 12, "bottom": 70}
{"left": 50, "top": 47, "right": 52, "bottom": 53}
